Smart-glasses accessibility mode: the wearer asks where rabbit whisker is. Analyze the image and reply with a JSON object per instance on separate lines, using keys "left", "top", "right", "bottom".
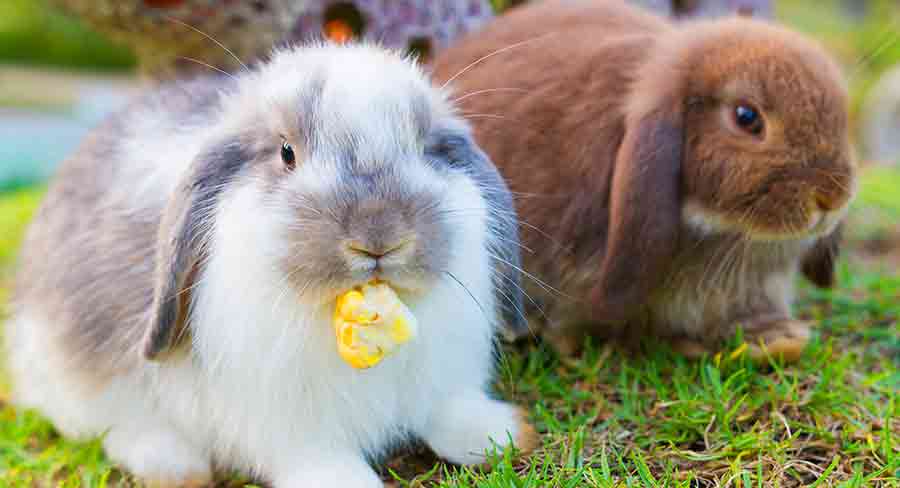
{"left": 494, "top": 234, "right": 534, "bottom": 254}
{"left": 462, "top": 113, "right": 516, "bottom": 122}
{"left": 271, "top": 267, "right": 312, "bottom": 315}
{"left": 809, "top": 168, "right": 852, "bottom": 194}
{"left": 486, "top": 251, "right": 572, "bottom": 300}
{"left": 491, "top": 278, "right": 530, "bottom": 329}
{"left": 442, "top": 270, "right": 492, "bottom": 326}
{"left": 452, "top": 87, "right": 530, "bottom": 103}
{"left": 440, "top": 33, "right": 557, "bottom": 90}
{"left": 432, "top": 207, "right": 570, "bottom": 253}
{"left": 430, "top": 215, "right": 535, "bottom": 255}
{"left": 163, "top": 15, "right": 250, "bottom": 73}
{"left": 494, "top": 271, "right": 543, "bottom": 340}
{"left": 507, "top": 191, "right": 570, "bottom": 200}
{"left": 176, "top": 57, "right": 238, "bottom": 81}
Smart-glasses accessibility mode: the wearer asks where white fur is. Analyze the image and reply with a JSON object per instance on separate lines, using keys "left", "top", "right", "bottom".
{"left": 682, "top": 197, "right": 849, "bottom": 242}
{"left": 8, "top": 44, "right": 525, "bottom": 487}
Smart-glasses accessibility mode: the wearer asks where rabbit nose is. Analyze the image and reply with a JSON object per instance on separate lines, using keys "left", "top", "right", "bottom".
{"left": 813, "top": 192, "right": 842, "bottom": 212}
{"left": 343, "top": 235, "right": 417, "bottom": 270}
{"left": 345, "top": 238, "right": 413, "bottom": 259}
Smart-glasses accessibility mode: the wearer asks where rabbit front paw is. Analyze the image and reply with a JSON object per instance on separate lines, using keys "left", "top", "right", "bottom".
{"left": 743, "top": 318, "right": 812, "bottom": 363}
{"left": 274, "top": 453, "right": 383, "bottom": 488}
{"left": 422, "top": 392, "right": 538, "bottom": 466}
{"left": 103, "top": 426, "right": 211, "bottom": 488}
{"left": 671, "top": 317, "right": 812, "bottom": 364}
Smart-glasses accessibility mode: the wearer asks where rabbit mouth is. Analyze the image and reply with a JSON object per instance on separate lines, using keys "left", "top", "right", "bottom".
{"left": 803, "top": 208, "right": 845, "bottom": 237}
{"left": 682, "top": 199, "right": 846, "bottom": 241}
{"left": 314, "top": 265, "right": 437, "bottom": 305}
{"left": 743, "top": 207, "right": 845, "bottom": 241}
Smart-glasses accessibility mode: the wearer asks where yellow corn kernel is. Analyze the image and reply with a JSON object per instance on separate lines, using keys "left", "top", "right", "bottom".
{"left": 334, "top": 281, "right": 417, "bottom": 369}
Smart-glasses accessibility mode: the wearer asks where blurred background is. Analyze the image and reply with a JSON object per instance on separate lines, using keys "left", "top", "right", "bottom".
{"left": 0, "top": 0, "right": 898, "bottom": 273}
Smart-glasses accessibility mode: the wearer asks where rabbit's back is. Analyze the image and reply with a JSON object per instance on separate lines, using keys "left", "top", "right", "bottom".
{"left": 9, "top": 78, "right": 230, "bottom": 379}
{"left": 431, "top": 1, "right": 666, "bottom": 311}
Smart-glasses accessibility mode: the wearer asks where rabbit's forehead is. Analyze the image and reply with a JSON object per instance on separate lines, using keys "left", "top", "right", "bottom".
{"left": 255, "top": 46, "right": 439, "bottom": 147}
{"left": 255, "top": 77, "right": 443, "bottom": 175}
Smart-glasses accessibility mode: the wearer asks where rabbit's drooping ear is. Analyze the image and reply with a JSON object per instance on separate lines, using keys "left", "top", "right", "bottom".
{"left": 801, "top": 224, "right": 843, "bottom": 288}
{"left": 428, "top": 129, "right": 528, "bottom": 337}
{"left": 470, "top": 144, "right": 529, "bottom": 337}
{"left": 143, "top": 140, "right": 252, "bottom": 360}
{"left": 590, "top": 90, "right": 684, "bottom": 324}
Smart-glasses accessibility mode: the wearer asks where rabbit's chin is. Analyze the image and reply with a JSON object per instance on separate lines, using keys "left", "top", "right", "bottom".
{"left": 682, "top": 199, "right": 847, "bottom": 243}
{"left": 304, "top": 271, "right": 439, "bottom": 307}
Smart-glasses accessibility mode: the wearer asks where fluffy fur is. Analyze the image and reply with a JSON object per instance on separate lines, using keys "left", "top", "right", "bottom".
{"left": 430, "top": 0, "right": 857, "bottom": 360}
{"left": 7, "top": 43, "right": 535, "bottom": 487}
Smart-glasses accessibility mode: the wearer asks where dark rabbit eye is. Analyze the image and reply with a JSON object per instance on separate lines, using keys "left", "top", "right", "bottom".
{"left": 281, "top": 140, "right": 296, "bottom": 170}
{"left": 734, "top": 104, "right": 764, "bottom": 135}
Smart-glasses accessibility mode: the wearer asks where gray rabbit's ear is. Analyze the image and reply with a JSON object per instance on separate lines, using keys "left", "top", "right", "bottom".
{"left": 472, "top": 146, "right": 529, "bottom": 338}
{"left": 590, "top": 89, "right": 684, "bottom": 324}
{"left": 428, "top": 130, "right": 528, "bottom": 338}
{"left": 143, "top": 139, "right": 253, "bottom": 361}
{"left": 801, "top": 223, "right": 843, "bottom": 288}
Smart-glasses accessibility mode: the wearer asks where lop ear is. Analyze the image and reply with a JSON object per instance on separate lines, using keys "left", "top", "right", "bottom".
{"left": 143, "top": 140, "right": 252, "bottom": 360}
{"left": 589, "top": 100, "right": 684, "bottom": 323}
{"left": 478, "top": 154, "right": 529, "bottom": 338}
{"left": 801, "top": 224, "right": 843, "bottom": 288}
{"left": 428, "top": 128, "right": 528, "bottom": 338}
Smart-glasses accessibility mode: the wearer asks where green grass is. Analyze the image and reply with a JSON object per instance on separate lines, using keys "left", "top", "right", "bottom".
{"left": 0, "top": 0, "right": 134, "bottom": 71}
{"left": 0, "top": 174, "right": 898, "bottom": 487}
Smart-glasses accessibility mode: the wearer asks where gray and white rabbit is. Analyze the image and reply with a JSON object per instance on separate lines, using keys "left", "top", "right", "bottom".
{"left": 6, "top": 43, "right": 536, "bottom": 487}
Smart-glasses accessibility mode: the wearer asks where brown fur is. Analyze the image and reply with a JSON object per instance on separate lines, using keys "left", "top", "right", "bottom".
{"left": 430, "top": 0, "right": 855, "bottom": 357}
{"left": 514, "top": 407, "right": 540, "bottom": 455}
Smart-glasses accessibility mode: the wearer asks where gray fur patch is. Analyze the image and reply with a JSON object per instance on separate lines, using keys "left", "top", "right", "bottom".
{"left": 146, "top": 139, "right": 258, "bottom": 359}
{"left": 9, "top": 75, "right": 237, "bottom": 378}
{"left": 426, "top": 129, "right": 527, "bottom": 335}
{"left": 296, "top": 75, "right": 326, "bottom": 154}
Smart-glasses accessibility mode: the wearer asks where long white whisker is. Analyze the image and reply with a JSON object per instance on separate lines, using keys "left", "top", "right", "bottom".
{"left": 164, "top": 15, "right": 250, "bottom": 73}
{"left": 452, "top": 87, "right": 529, "bottom": 103}
{"left": 443, "top": 271, "right": 492, "bottom": 325}
{"left": 176, "top": 56, "right": 239, "bottom": 81}
{"left": 495, "top": 270, "right": 545, "bottom": 332}
{"left": 462, "top": 114, "right": 515, "bottom": 122}
{"left": 440, "top": 34, "right": 556, "bottom": 90}
{"left": 432, "top": 207, "right": 569, "bottom": 252}
{"left": 486, "top": 251, "right": 572, "bottom": 299}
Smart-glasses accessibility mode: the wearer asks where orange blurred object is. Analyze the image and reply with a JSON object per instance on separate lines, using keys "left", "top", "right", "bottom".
{"left": 324, "top": 19, "right": 355, "bottom": 43}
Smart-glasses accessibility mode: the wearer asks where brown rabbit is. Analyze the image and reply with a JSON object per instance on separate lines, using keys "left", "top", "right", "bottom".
{"left": 430, "top": 0, "right": 856, "bottom": 361}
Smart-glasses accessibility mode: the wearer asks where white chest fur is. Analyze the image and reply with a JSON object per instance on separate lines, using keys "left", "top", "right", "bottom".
{"left": 153, "top": 182, "right": 498, "bottom": 475}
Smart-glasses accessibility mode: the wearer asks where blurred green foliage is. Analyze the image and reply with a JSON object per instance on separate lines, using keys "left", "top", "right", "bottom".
{"left": 0, "top": 0, "right": 135, "bottom": 71}
{"left": 777, "top": 0, "right": 900, "bottom": 122}
{"left": 857, "top": 166, "right": 900, "bottom": 215}
{"left": 0, "top": 188, "right": 42, "bottom": 272}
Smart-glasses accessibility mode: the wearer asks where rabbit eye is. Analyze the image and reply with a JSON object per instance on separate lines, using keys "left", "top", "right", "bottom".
{"left": 281, "top": 140, "right": 296, "bottom": 170}
{"left": 734, "top": 104, "right": 764, "bottom": 135}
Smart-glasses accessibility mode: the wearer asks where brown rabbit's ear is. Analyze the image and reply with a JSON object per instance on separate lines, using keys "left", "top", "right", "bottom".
{"left": 589, "top": 95, "right": 684, "bottom": 324}
{"left": 143, "top": 140, "right": 253, "bottom": 360}
{"left": 801, "top": 224, "right": 843, "bottom": 288}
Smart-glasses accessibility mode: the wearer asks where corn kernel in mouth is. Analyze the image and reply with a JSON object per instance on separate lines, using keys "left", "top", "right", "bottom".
{"left": 333, "top": 282, "right": 417, "bottom": 369}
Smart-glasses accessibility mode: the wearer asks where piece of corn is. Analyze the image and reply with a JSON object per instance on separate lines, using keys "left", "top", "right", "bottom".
{"left": 334, "top": 281, "right": 417, "bottom": 369}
